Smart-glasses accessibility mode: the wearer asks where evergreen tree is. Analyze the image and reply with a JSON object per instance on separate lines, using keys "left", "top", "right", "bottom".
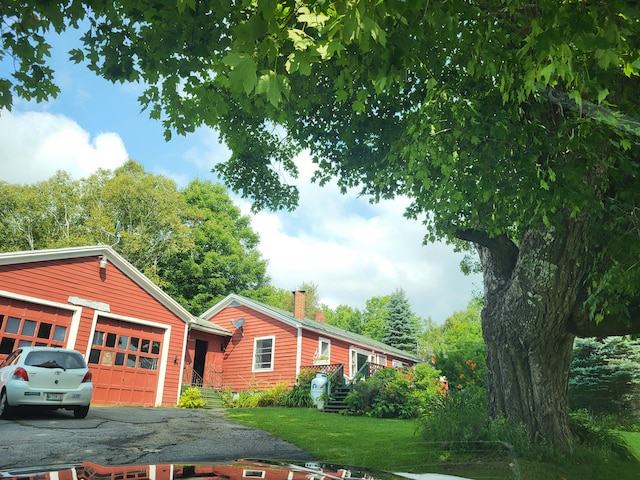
{"left": 570, "top": 337, "right": 640, "bottom": 423}
{"left": 383, "top": 289, "right": 419, "bottom": 353}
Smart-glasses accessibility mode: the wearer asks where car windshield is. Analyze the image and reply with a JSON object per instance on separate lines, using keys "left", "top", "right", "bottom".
{"left": 25, "top": 352, "right": 85, "bottom": 370}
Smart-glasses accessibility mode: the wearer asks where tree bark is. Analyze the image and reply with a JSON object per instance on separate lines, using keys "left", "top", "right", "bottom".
{"left": 460, "top": 219, "right": 590, "bottom": 449}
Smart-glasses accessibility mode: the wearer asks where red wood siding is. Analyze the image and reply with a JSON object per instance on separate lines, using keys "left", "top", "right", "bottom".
{"left": 211, "top": 306, "right": 299, "bottom": 390}
{"left": 0, "top": 256, "right": 188, "bottom": 406}
{"left": 184, "top": 330, "right": 225, "bottom": 388}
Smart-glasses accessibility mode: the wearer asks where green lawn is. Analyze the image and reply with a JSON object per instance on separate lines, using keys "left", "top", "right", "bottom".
{"left": 225, "top": 408, "right": 640, "bottom": 480}
{"left": 619, "top": 431, "right": 640, "bottom": 461}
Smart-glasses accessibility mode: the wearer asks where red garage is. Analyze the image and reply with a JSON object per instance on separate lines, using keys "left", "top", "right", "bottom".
{"left": 0, "top": 245, "right": 230, "bottom": 406}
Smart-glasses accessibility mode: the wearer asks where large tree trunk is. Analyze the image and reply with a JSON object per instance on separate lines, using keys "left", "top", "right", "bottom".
{"left": 460, "top": 219, "right": 590, "bottom": 449}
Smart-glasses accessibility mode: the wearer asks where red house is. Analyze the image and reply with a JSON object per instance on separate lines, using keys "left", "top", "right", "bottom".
{"left": 191, "top": 291, "right": 421, "bottom": 392}
{"left": 0, "top": 246, "right": 230, "bottom": 406}
{"left": 0, "top": 246, "right": 421, "bottom": 407}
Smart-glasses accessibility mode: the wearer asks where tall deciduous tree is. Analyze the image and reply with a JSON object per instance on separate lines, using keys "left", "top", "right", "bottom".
{"left": 361, "top": 295, "right": 390, "bottom": 342}
{"left": 4, "top": 0, "right": 640, "bottom": 448}
{"left": 163, "top": 178, "right": 269, "bottom": 314}
{"left": 322, "top": 304, "right": 364, "bottom": 334}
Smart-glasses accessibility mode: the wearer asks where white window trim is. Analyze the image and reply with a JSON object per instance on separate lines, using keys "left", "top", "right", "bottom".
{"left": 252, "top": 335, "right": 275, "bottom": 372}
{"left": 314, "top": 337, "right": 331, "bottom": 365}
{"left": 349, "top": 347, "right": 372, "bottom": 378}
{"left": 243, "top": 470, "right": 266, "bottom": 478}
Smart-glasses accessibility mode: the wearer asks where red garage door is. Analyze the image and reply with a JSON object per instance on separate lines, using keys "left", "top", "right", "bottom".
{"left": 88, "top": 316, "right": 165, "bottom": 406}
{"left": 0, "top": 297, "right": 74, "bottom": 362}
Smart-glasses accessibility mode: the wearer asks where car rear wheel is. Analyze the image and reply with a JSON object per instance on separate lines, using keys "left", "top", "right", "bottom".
{"left": 74, "top": 405, "right": 90, "bottom": 418}
{"left": 0, "top": 390, "right": 13, "bottom": 419}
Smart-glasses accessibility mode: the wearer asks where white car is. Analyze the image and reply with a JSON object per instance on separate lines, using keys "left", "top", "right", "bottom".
{"left": 0, "top": 346, "right": 93, "bottom": 419}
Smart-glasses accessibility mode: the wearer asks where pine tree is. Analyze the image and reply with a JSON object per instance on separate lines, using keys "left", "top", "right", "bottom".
{"left": 569, "top": 336, "right": 640, "bottom": 422}
{"left": 382, "top": 289, "right": 419, "bottom": 354}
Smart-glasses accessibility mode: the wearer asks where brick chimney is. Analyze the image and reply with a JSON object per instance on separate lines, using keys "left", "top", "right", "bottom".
{"left": 314, "top": 311, "right": 326, "bottom": 323}
{"left": 293, "top": 290, "right": 306, "bottom": 320}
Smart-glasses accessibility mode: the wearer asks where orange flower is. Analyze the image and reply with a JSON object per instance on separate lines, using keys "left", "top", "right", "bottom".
{"left": 459, "top": 373, "right": 465, "bottom": 379}
{"left": 457, "top": 384, "right": 463, "bottom": 390}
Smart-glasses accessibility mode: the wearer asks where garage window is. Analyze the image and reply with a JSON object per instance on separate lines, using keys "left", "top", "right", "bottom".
{"left": 89, "top": 329, "right": 161, "bottom": 371}
{"left": 253, "top": 336, "right": 274, "bottom": 372}
{"left": 0, "top": 315, "right": 68, "bottom": 354}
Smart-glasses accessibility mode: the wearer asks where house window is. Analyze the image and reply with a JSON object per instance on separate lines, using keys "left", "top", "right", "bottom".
{"left": 0, "top": 315, "right": 68, "bottom": 354}
{"left": 253, "top": 336, "right": 274, "bottom": 372}
{"left": 243, "top": 471, "right": 266, "bottom": 478}
{"left": 314, "top": 338, "right": 331, "bottom": 365}
{"left": 373, "top": 353, "right": 387, "bottom": 366}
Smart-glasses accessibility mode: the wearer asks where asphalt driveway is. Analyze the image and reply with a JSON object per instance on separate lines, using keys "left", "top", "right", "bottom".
{"left": 0, "top": 406, "right": 311, "bottom": 469}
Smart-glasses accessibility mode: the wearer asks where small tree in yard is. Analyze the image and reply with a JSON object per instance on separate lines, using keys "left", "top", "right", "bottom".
{"left": 383, "top": 289, "right": 420, "bottom": 354}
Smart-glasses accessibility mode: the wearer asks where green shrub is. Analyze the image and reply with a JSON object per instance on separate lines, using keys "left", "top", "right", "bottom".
{"left": 281, "top": 369, "right": 314, "bottom": 408}
{"left": 221, "top": 371, "right": 317, "bottom": 408}
{"left": 418, "top": 384, "right": 491, "bottom": 450}
{"left": 234, "top": 389, "right": 262, "bottom": 408}
{"left": 257, "top": 381, "right": 290, "bottom": 406}
{"left": 178, "top": 387, "right": 207, "bottom": 408}
{"left": 345, "top": 367, "right": 422, "bottom": 419}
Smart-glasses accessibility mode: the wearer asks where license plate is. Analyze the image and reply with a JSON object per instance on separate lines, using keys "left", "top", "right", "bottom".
{"left": 46, "top": 393, "right": 62, "bottom": 401}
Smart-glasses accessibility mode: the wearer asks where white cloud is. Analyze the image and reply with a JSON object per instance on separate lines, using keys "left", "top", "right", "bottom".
{"left": 0, "top": 106, "right": 482, "bottom": 323}
{"left": 240, "top": 152, "right": 482, "bottom": 323}
{"left": 0, "top": 109, "right": 128, "bottom": 184}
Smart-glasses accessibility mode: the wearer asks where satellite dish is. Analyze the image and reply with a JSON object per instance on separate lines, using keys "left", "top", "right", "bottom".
{"left": 233, "top": 317, "right": 245, "bottom": 329}
{"left": 231, "top": 317, "right": 245, "bottom": 336}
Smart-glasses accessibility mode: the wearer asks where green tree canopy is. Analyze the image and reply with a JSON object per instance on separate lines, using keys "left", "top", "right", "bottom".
{"left": 161, "top": 178, "right": 270, "bottom": 314}
{"left": 322, "top": 303, "right": 364, "bottom": 334}
{"left": 423, "top": 298, "right": 486, "bottom": 390}
{"left": 4, "top": 0, "right": 640, "bottom": 448}
{"left": 361, "top": 295, "right": 390, "bottom": 342}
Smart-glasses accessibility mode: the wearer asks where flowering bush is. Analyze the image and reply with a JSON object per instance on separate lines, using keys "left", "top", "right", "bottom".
{"left": 345, "top": 365, "right": 442, "bottom": 419}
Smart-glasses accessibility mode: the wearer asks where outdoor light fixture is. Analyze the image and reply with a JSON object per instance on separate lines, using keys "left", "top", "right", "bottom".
{"left": 99, "top": 255, "right": 107, "bottom": 269}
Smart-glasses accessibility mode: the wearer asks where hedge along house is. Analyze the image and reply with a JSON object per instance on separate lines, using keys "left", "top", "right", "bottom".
{"left": 0, "top": 245, "right": 231, "bottom": 406}
{"left": 195, "top": 291, "right": 422, "bottom": 392}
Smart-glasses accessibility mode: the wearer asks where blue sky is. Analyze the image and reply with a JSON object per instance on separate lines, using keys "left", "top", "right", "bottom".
{"left": 0, "top": 29, "right": 482, "bottom": 323}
